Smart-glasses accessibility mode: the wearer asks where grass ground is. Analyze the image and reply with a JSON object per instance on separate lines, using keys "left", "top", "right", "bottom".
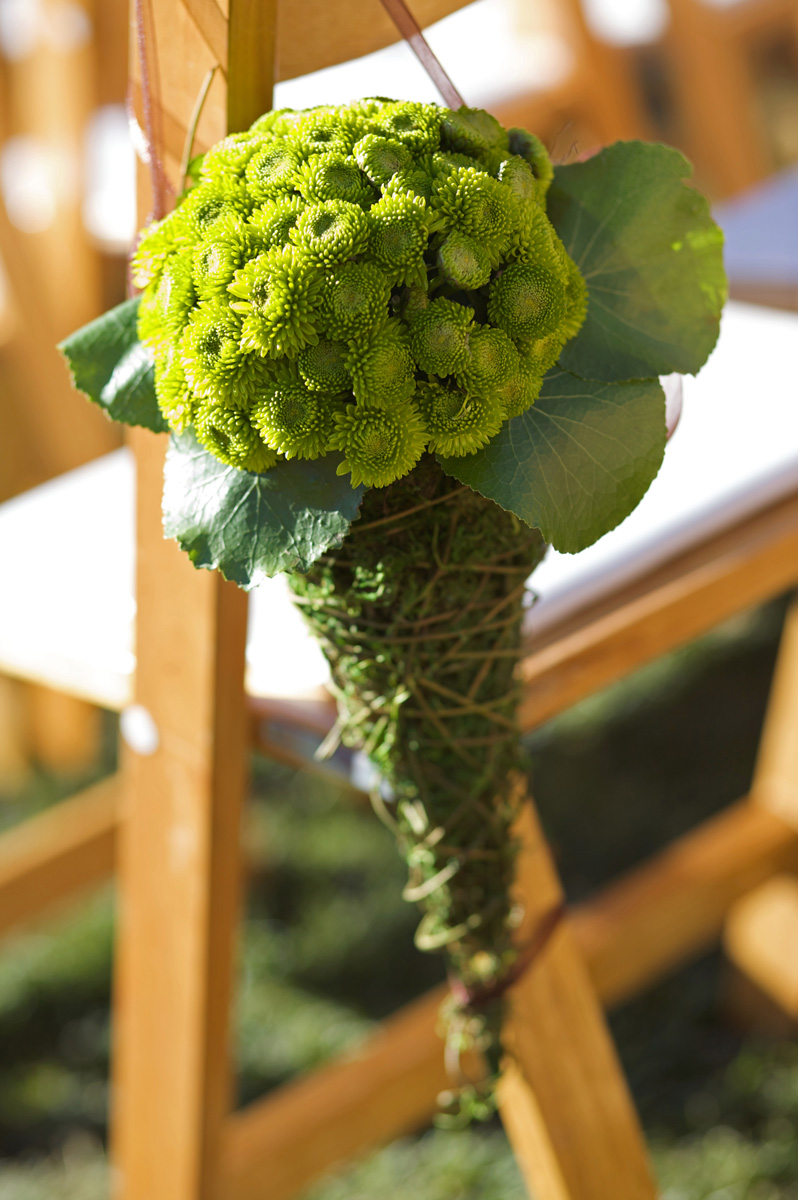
{"left": 0, "top": 596, "right": 796, "bottom": 1198}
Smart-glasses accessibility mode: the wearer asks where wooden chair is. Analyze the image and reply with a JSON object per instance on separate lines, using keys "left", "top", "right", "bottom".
{"left": 0, "top": 0, "right": 129, "bottom": 775}
{"left": 1, "top": 4, "right": 798, "bottom": 1198}
{"left": 663, "top": 0, "right": 798, "bottom": 197}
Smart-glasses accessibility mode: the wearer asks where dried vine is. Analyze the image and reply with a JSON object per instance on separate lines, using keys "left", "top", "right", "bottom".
{"left": 289, "top": 455, "right": 545, "bottom": 1110}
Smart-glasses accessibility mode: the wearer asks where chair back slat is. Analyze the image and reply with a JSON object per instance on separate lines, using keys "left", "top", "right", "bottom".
{"left": 274, "top": 0, "right": 472, "bottom": 82}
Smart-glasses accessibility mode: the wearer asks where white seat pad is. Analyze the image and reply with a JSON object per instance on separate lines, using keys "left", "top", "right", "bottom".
{"left": 1, "top": 301, "right": 796, "bottom": 708}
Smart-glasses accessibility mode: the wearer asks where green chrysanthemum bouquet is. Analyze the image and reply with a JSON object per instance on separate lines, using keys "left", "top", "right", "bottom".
{"left": 132, "top": 100, "right": 587, "bottom": 484}
{"left": 62, "top": 98, "right": 726, "bottom": 1118}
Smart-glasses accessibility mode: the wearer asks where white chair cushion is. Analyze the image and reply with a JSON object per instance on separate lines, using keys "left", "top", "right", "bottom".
{"left": 1, "top": 301, "right": 796, "bottom": 708}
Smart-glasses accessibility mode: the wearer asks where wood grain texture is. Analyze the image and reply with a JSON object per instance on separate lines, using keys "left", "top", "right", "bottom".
{"left": 27, "top": 685, "right": 101, "bottom": 773}
{"left": 0, "top": 776, "right": 118, "bottom": 939}
{"left": 112, "top": 3, "right": 269, "bottom": 1192}
{"left": 273, "top": 0, "right": 472, "bottom": 83}
{"left": 664, "top": 0, "right": 771, "bottom": 195}
{"left": 518, "top": 493, "right": 798, "bottom": 733}
{"left": 222, "top": 989, "right": 484, "bottom": 1200}
{"left": 752, "top": 599, "right": 798, "bottom": 826}
{"left": 183, "top": 0, "right": 229, "bottom": 70}
{"left": 577, "top": 800, "right": 798, "bottom": 1008}
{"left": 227, "top": 0, "right": 277, "bottom": 133}
{"left": 220, "top": 796, "right": 798, "bottom": 1197}
{"left": 0, "top": 166, "right": 118, "bottom": 500}
{"left": 724, "top": 876, "right": 798, "bottom": 1020}
{"left": 498, "top": 798, "right": 657, "bottom": 1200}
{"left": 112, "top": 429, "right": 249, "bottom": 1200}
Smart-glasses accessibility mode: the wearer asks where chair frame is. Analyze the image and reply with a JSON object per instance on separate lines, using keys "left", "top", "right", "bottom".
{"left": 1, "top": 3, "right": 798, "bottom": 1198}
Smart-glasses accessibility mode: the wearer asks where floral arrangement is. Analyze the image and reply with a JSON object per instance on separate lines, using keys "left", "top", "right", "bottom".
{"left": 61, "top": 98, "right": 726, "bottom": 1118}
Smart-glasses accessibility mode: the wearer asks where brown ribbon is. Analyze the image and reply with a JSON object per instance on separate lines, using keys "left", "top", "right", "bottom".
{"left": 449, "top": 902, "right": 567, "bottom": 1010}
{"left": 133, "top": 0, "right": 170, "bottom": 221}
{"left": 378, "top": 0, "right": 466, "bottom": 110}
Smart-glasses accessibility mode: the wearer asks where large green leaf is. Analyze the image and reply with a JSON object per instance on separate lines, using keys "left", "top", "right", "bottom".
{"left": 58, "top": 297, "right": 167, "bottom": 432}
{"left": 162, "top": 431, "right": 365, "bottom": 586}
{"left": 548, "top": 141, "right": 726, "bottom": 382}
{"left": 439, "top": 370, "right": 666, "bottom": 554}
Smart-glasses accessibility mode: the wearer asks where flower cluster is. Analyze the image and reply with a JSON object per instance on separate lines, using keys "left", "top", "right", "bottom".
{"left": 135, "top": 99, "right": 587, "bottom": 486}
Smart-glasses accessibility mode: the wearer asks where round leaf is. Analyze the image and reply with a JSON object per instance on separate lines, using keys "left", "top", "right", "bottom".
{"left": 548, "top": 142, "right": 726, "bottom": 381}
{"left": 59, "top": 297, "right": 167, "bottom": 432}
{"left": 439, "top": 370, "right": 667, "bottom": 554}
{"left": 162, "top": 431, "right": 366, "bottom": 586}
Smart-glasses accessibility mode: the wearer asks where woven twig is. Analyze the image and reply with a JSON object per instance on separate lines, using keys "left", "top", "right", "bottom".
{"left": 290, "top": 457, "right": 546, "bottom": 1094}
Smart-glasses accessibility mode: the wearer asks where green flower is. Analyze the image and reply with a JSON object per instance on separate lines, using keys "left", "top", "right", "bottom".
{"left": 517, "top": 327, "right": 570, "bottom": 377}
{"left": 296, "top": 153, "right": 375, "bottom": 206}
{"left": 455, "top": 326, "right": 518, "bottom": 396}
{"left": 179, "top": 300, "right": 272, "bottom": 406}
{"left": 415, "top": 379, "right": 503, "bottom": 456}
{"left": 372, "top": 101, "right": 442, "bottom": 154}
{"left": 291, "top": 199, "right": 370, "bottom": 267}
{"left": 494, "top": 358, "right": 543, "bottom": 418}
{"left": 441, "top": 107, "right": 509, "bottom": 157}
{"left": 179, "top": 178, "right": 253, "bottom": 241}
{"left": 251, "top": 366, "right": 339, "bottom": 459}
{"left": 128, "top": 99, "right": 590, "bottom": 479}
{"left": 436, "top": 229, "right": 492, "bottom": 290}
{"left": 497, "top": 155, "right": 538, "bottom": 204}
{"left": 561, "top": 253, "right": 589, "bottom": 341}
{"left": 346, "top": 321, "right": 416, "bottom": 406}
{"left": 336, "top": 98, "right": 386, "bottom": 144}
{"left": 298, "top": 337, "right": 351, "bottom": 394}
{"left": 488, "top": 262, "right": 567, "bottom": 340}
{"left": 194, "top": 402, "right": 279, "bottom": 472}
{"left": 319, "top": 261, "right": 391, "bottom": 340}
{"left": 381, "top": 166, "right": 437, "bottom": 204}
{"left": 432, "top": 167, "right": 515, "bottom": 262}
{"left": 289, "top": 110, "right": 353, "bottom": 158}
{"left": 509, "top": 199, "right": 564, "bottom": 271}
{"left": 368, "top": 193, "right": 429, "bottom": 285}
{"left": 507, "top": 128, "right": 553, "bottom": 198}
{"left": 353, "top": 134, "right": 412, "bottom": 185}
{"left": 330, "top": 398, "right": 428, "bottom": 487}
{"left": 132, "top": 209, "right": 188, "bottom": 289}
{"left": 249, "top": 108, "right": 302, "bottom": 137}
{"left": 229, "top": 245, "right": 323, "bottom": 358}
{"left": 200, "top": 132, "right": 265, "bottom": 180}
{"left": 245, "top": 142, "right": 302, "bottom": 201}
{"left": 248, "top": 195, "right": 304, "bottom": 250}
{"left": 154, "top": 345, "right": 197, "bottom": 432}
{"left": 431, "top": 150, "right": 481, "bottom": 176}
{"left": 408, "top": 297, "right": 473, "bottom": 377}
{"left": 399, "top": 284, "right": 430, "bottom": 321}
{"left": 191, "top": 215, "right": 263, "bottom": 298}
{"left": 138, "top": 255, "right": 196, "bottom": 350}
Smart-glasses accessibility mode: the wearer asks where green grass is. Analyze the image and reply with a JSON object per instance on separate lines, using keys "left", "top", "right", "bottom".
{"left": 0, "top": 596, "right": 795, "bottom": 1198}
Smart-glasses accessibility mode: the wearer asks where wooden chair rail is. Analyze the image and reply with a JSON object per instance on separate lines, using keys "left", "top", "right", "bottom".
{"left": 221, "top": 795, "right": 798, "bottom": 1200}
{"left": 3, "top": 774, "right": 795, "bottom": 1198}
{"left": 2, "top": 486, "right": 796, "bottom": 947}
{"left": 0, "top": 776, "right": 118, "bottom": 939}
{"left": 519, "top": 492, "right": 798, "bottom": 730}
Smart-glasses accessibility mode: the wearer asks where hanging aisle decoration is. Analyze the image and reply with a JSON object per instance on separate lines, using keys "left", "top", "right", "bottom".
{"left": 61, "top": 88, "right": 726, "bottom": 1116}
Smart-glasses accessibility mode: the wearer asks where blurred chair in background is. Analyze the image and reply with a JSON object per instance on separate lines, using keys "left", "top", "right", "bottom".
{"left": 0, "top": 5, "right": 797, "bottom": 1198}
{"left": 664, "top": 0, "right": 798, "bottom": 196}
{"left": 0, "top": 0, "right": 131, "bottom": 778}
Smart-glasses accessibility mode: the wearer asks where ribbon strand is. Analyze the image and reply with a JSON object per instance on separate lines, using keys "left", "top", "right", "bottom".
{"left": 378, "top": 0, "right": 466, "bottom": 109}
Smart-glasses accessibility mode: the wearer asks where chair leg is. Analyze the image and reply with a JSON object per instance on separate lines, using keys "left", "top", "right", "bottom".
{"left": 665, "top": 0, "right": 770, "bottom": 196}
{"left": 27, "top": 684, "right": 102, "bottom": 773}
{"left": 0, "top": 676, "right": 29, "bottom": 788}
{"left": 751, "top": 597, "right": 798, "bottom": 827}
{"left": 722, "top": 598, "right": 798, "bottom": 1026}
{"left": 498, "top": 796, "right": 657, "bottom": 1200}
{"left": 110, "top": 431, "right": 249, "bottom": 1200}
